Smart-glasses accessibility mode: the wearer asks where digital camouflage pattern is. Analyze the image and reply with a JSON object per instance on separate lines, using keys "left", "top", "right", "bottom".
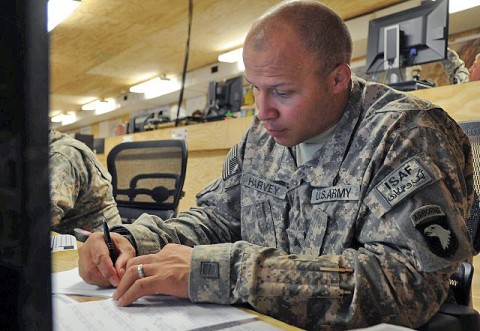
{"left": 115, "top": 75, "right": 474, "bottom": 330}
{"left": 441, "top": 48, "right": 470, "bottom": 84}
{"left": 49, "top": 130, "right": 121, "bottom": 234}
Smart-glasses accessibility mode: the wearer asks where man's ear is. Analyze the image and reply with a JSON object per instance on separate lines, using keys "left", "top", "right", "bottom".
{"left": 331, "top": 63, "right": 351, "bottom": 93}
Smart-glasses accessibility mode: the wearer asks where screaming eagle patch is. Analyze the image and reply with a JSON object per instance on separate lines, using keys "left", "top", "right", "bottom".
{"left": 410, "top": 205, "right": 458, "bottom": 258}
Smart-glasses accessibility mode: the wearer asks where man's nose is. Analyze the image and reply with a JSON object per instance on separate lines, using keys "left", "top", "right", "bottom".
{"left": 255, "top": 92, "right": 276, "bottom": 121}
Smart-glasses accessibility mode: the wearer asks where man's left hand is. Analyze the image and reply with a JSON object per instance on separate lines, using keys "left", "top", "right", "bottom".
{"left": 113, "top": 243, "right": 192, "bottom": 306}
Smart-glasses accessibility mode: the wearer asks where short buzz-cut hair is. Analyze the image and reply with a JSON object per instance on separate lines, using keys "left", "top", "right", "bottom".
{"left": 244, "top": 0, "right": 352, "bottom": 78}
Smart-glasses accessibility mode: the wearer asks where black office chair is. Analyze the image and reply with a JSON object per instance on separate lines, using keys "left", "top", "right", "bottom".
{"left": 418, "top": 120, "right": 480, "bottom": 331}
{"left": 107, "top": 139, "right": 188, "bottom": 223}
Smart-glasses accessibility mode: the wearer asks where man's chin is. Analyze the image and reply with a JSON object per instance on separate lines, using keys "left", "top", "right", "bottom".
{"left": 272, "top": 136, "right": 296, "bottom": 147}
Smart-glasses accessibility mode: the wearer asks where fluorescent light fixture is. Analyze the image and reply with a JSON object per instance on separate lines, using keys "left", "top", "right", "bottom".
{"left": 129, "top": 77, "right": 180, "bottom": 99}
{"left": 61, "top": 113, "right": 77, "bottom": 125}
{"left": 51, "top": 112, "right": 77, "bottom": 125}
{"left": 51, "top": 113, "right": 66, "bottom": 123}
{"left": 95, "top": 100, "right": 117, "bottom": 115}
{"left": 218, "top": 48, "right": 243, "bottom": 63}
{"left": 81, "top": 98, "right": 117, "bottom": 114}
{"left": 48, "top": 0, "right": 81, "bottom": 32}
{"left": 81, "top": 99, "right": 107, "bottom": 111}
{"left": 449, "top": 0, "right": 480, "bottom": 13}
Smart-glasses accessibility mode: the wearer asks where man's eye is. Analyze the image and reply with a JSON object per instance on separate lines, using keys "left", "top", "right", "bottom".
{"left": 273, "top": 89, "right": 290, "bottom": 97}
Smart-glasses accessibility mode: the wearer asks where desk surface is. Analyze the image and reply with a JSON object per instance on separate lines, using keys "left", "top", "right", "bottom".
{"left": 52, "top": 243, "right": 302, "bottom": 331}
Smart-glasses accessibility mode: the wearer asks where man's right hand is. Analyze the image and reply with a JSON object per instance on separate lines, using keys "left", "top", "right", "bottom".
{"left": 78, "top": 232, "right": 136, "bottom": 287}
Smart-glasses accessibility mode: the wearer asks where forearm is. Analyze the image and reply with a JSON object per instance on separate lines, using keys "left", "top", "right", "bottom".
{"left": 116, "top": 206, "right": 240, "bottom": 256}
{"left": 189, "top": 241, "right": 452, "bottom": 329}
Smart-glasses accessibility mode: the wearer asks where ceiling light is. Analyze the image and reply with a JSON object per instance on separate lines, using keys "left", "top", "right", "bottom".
{"left": 81, "top": 99, "right": 107, "bottom": 111}
{"left": 449, "top": 0, "right": 480, "bottom": 13}
{"left": 61, "top": 113, "right": 77, "bottom": 125}
{"left": 129, "top": 77, "right": 180, "bottom": 99}
{"left": 51, "top": 112, "right": 77, "bottom": 125}
{"left": 48, "top": 0, "right": 81, "bottom": 32}
{"left": 51, "top": 113, "right": 66, "bottom": 123}
{"left": 95, "top": 100, "right": 117, "bottom": 115}
{"left": 218, "top": 48, "right": 243, "bottom": 63}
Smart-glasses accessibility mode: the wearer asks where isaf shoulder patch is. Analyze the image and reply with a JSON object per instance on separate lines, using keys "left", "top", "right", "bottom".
{"left": 410, "top": 205, "right": 458, "bottom": 258}
{"left": 375, "top": 158, "right": 432, "bottom": 208}
{"left": 222, "top": 144, "right": 241, "bottom": 180}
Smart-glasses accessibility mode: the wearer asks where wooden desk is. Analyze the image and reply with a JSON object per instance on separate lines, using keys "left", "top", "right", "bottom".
{"left": 52, "top": 244, "right": 302, "bottom": 330}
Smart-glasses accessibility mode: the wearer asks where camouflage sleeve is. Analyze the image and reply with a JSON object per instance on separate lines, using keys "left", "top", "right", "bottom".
{"left": 49, "top": 151, "right": 84, "bottom": 227}
{"left": 189, "top": 112, "right": 474, "bottom": 329}
{"left": 441, "top": 48, "right": 470, "bottom": 84}
{"left": 115, "top": 201, "right": 242, "bottom": 256}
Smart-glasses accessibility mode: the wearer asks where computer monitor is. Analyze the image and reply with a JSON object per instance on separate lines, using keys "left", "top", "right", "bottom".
{"left": 127, "top": 112, "right": 154, "bottom": 134}
{"left": 0, "top": 0, "right": 52, "bottom": 329}
{"left": 365, "top": 0, "right": 449, "bottom": 82}
{"left": 206, "top": 75, "right": 244, "bottom": 119}
{"left": 74, "top": 133, "right": 94, "bottom": 150}
{"left": 217, "top": 75, "right": 244, "bottom": 113}
{"left": 93, "top": 138, "right": 105, "bottom": 154}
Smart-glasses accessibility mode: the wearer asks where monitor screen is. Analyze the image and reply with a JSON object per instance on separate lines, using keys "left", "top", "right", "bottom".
{"left": 128, "top": 112, "right": 155, "bottom": 134}
{"left": 0, "top": 0, "right": 52, "bottom": 329}
{"left": 93, "top": 138, "right": 105, "bottom": 154}
{"left": 216, "top": 75, "right": 244, "bottom": 113}
{"left": 74, "top": 133, "right": 94, "bottom": 150}
{"left": 206, "top": 75, "right": 244, "bottom": 119}
{"left": 365, "top": 0, "right": 449, "bottom": 76}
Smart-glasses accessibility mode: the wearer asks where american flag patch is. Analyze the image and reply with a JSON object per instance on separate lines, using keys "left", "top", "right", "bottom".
{"left": 222, "top": 144, "right": 240, "bottom": 180}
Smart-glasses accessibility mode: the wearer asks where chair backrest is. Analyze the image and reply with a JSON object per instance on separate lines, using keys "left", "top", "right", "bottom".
{"left": 459, "top": 121, "right": 480, "bottom": 253}
{"left": 450, "top": 121, "right": 480, "bottom": 306}
{"left": 418, "top": 121, "right": 480, "bottom": 330}
{"left": 107, "top": 139, "right": 187, "bottom": 221}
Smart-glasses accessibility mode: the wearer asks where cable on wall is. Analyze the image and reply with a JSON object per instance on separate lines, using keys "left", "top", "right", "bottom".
{"left": 175, "top": 0, "right": 193, "bottom": 127}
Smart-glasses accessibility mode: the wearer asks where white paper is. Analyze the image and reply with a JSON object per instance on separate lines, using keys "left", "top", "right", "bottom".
{"left": 52, "top": 268, "right": 283, "bottom": 330}
{"left": 52, "top": 294, "right": 79, "bottom": 306}
{"left": 51, "top": 234, "right": 77, "bottom": 252}
{"left": 52, "top": 267, "right": 115, "bottom": 298}
{"left": 53, "top": 297, "right": 259, "bottom": 331}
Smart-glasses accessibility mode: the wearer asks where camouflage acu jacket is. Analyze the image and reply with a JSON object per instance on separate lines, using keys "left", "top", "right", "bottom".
{"left": 49, "top": 130, "right": 121, "bottom": 234}
{"left": 117, "top": 76, "right": 474, "bottom": 330}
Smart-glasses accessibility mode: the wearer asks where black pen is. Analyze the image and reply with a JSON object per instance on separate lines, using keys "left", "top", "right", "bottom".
{"left": 102, "top": 219, "right": 118, "bottom": 264}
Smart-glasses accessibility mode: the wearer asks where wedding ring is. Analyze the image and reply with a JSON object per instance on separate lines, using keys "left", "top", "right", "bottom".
{"left": 137, "top": 264, "right": 145, "bottom": 279}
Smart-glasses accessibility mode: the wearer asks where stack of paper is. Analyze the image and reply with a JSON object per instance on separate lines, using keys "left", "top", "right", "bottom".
{"left": 52, "top": 268, "right": 283, "bottom": 331}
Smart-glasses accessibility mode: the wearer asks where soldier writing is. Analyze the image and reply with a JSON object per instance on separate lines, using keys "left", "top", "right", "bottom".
{"left": 77, "top": 1, "right": 474, "bottom": 329}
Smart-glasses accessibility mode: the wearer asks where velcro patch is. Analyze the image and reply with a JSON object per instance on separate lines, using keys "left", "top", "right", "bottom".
{"left": 410, "top": 205, "right": 445, "bottom": 226}
{"left": 411, "top": 205, "right": 457, "bottom": 258}
{"left": 375, "top": 158, "right": 432, "bottom": 207}
{"left": 242, "top": 174, "right": 287, "bottom": 199}
{"left": 311, "top": 185, "right": 360, "bottom": 204}
{"left": 222, "top": 145, "right": 240, "bottom": 180}
{"left": 200, "top": 262, "right": 219, "bottom": 278}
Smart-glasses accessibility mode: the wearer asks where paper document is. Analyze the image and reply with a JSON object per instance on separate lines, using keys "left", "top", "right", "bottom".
{"left": 51, "top": 234, "right": 77, "bottom": 252}
{"left": 53, "top": 297, "right": 263, "bottom": 331}
{"left": 52, "top": 268, "right": 283, "bottom": 330}
{"left": 52, "top": 267, "right": 115, "bottom": 298}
